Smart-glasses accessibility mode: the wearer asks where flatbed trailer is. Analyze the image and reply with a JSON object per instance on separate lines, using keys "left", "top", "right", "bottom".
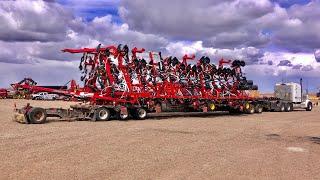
{"left": 13, "top": 94, "right": 312, "bottom": 124}
{"left": 12, "top": 96, "right": 261, "bottom": 124}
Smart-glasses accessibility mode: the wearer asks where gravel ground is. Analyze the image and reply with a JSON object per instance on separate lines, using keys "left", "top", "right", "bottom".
{"left": 0, "top": 99, "right": 320, "bottom": 180}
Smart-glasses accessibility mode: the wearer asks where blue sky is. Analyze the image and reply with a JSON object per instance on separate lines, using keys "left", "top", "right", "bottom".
{"left": 271, "top": 0, "right": 311, "bottom": 7}
{"left": 0, "top": 0, "right": 319, "bottom": 92}
{"left": 56, "top": 0, "right": 121, "bottom": 22}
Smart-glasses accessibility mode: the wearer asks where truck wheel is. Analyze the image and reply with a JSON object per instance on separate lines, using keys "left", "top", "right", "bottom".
{"left": 254, "top": 104, "right": 263, "bottom": 113}
{"left": 278, "top": 104, "right": 285, "bottom": 112}
{"left": 285, "top": 103, "right": 292, "bottom": 112}
{"left": 95, "top": 107, "right": 111, "bottom": 121}
{"left": 132, "top": 108, "right": 147, "bottom": 120}
{"left": 246, "top": 104, "right": 255, "bottom": 114}
{"left": 28, "top": 107, "right": 47, "bottom": 124}
{"left": 117, "top": 112, "right": 129, "bottom": 120}
{"left": 306, "top": 102, "right": 312, "bottom": 111}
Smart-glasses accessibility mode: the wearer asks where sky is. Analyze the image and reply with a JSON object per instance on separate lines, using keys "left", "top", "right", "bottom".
{"left": 0, "top": 0, "right": 319, "bottom": 92}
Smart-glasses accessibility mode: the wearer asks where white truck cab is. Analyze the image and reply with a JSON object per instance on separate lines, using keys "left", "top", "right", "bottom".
{"left": 274, "top": 82, "right": 312, "bottom": 111}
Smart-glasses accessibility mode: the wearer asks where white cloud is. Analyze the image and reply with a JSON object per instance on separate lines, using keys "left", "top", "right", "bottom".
{"left": 120, "top": 0, "right": 320, "bottom": 52}
{"left": 165, "top": 41, "right": 264, "bottom": 64}
{"left": 119, "top": 0, "right": 273, "bottom": 48}
{"left": 0, "top": 0, "right": 73, "bottom": 42}
{"left": 315, "top": 49, "right": 320, "bottom": 62}
{"left": 262, "top": 51, "right": 319, "bottom": 66}
{"left": 0, "top": 60, "right": 80, "bottom": 88}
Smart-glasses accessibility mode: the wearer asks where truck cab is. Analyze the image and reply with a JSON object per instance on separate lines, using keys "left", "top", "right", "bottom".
{"left": 274, "top": 83, "right": 312, "bottom": 111}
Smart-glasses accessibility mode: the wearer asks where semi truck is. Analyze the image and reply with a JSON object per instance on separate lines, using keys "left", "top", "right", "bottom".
{"left": 261, "top": 82, "right": 313, "bottom": 112}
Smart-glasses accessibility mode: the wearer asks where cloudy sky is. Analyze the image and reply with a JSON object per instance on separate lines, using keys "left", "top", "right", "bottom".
{"left": 0, "top": 0, "right": 319, "bottom": 92}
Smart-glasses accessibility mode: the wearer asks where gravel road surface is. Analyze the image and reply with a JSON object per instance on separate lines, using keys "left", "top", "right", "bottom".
{"left": 1, "top": 99, "right": 319, "bottom": 179}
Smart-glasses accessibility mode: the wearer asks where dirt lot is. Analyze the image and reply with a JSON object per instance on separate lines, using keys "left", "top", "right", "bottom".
{"left": 0, "top": 99, "right": 319, "bottom": 179}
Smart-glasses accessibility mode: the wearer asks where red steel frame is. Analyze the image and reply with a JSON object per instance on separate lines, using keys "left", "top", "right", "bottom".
{"left": 61, "top": 44, "right": 254, "bottom": 111}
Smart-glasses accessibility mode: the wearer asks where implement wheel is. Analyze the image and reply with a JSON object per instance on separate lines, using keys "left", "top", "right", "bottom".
{"left": 28, "top": 107, "right": 47, "bottom": 124}
{"left": 245, "top": 104, "right": 255, "bottom": 114}
{"left": 132, "top": 108, "right": 147, "bottom": 120}
{"left": 117, "top": 112, "right": 129, "bottom": 120}
{"left": 278, "top": 103, "right": 285, "bottom": 112}
{"left": 95, "top": 107, "right": 111, "bottom": 121}
{"left": 254, "top": 104, "right": 263, "bottom": 113}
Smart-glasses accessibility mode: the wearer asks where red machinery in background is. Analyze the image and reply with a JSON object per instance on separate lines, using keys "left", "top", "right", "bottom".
{"left": 0, "top": 88, "right": 8, "bottom": 99}
{"left": 10, "top": 78, "right": 82, "bottom": 100}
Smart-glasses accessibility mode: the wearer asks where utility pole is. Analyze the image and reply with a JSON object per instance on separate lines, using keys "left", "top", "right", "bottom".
{"left": 300, "top": 78, "right": 303, "bottom": 98}
{"left": 306, "top": 80, "right": 309, "bottom": 95}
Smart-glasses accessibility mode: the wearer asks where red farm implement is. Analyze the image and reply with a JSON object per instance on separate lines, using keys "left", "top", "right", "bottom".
{"left": 14, "top": 44, "right": 262, "bottom": 124}
{"left": 0, "top": 88, "right": 8, "bottom": 99}
{"left": 10, "top": 78, "right": 84, "bottom": 100}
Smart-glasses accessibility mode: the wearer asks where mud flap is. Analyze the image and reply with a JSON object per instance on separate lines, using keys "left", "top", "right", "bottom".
{"left": 120, "top": 106, "right": 128, "bottom": 116}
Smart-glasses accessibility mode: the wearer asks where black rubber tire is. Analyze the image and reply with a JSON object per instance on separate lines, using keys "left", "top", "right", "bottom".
{"left": 248, "top": 85, "right": 254, "bottom": 90}
{"left": 28, "top": 107, "right": 47, "bottom": 124}
{"left": 240, "top": 84, "right": 251, "bottom": 90}
{"left": 95, "top": 107, "right": 111, "bottom": 121}
{"left": 306, "top": 102, "right": 312, "bottom": 111}
{"left": 278, "top": 103, "right": 285, "bottom": 112}
{"left": 240, "top": 61, "right": 246, "bottom": 67}
{"left": 254, "top": 104, "right": 263, "bottom": 113}
{"left": 251, "top": 85, "right": 258, "bottom": 90}
{"left": 246, "top": 80, "right": 253, "bottom": 86}
{"left": 285, "top": 103, "right": 292, "bottom": 112}
{"left": 132, "top": 108, "right": 147, "bottom": 120}
{"left": 246, "top": 104, "right": 255, "bottom": 114}
{"left": 116, "top": 112, "right": 129, "bottom": 120}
